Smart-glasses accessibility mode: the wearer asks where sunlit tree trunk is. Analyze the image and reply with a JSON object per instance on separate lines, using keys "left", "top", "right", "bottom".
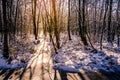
{"left": 51, "top": 0, "right": 60, "bottom": 49}
{"left": 37, "top": 9, "right": 40, "bottom": 35}
{"left": 32, "top": 0, "right": 38, "bottom": 40}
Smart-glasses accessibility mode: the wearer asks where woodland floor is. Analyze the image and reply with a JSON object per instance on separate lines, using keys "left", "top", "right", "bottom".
{"left": 0, "top": 47, "right": 120, "bottom": 80}
{"left": 0, "top": 34, "right": 120, "bottom": 80}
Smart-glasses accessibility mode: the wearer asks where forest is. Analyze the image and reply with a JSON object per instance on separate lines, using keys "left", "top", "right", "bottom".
{"left": 0, "top": 0, "right": 120, "bottom": 80}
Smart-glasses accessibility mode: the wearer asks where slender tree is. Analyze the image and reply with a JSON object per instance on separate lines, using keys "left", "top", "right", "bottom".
{"left": 78, "top": 0, "right": 89, "bottom": 47}
{"left": 51, "top": 0, "right": 60, "bottom": 49}
{"left": 107, "top": 0, "right": 113, "bottom": 44}
{"left": 14, "top": 0, "right": 19, "bottom": 36}
{"left": 32, "top": 0, "right": 38, "bottom": 40}
{"left": 93, "top": 0, "right": 97, "bottom": 40}
{"left": 2, "top": 0, "right": 9, "bottom": 58}
{"left": 100, "top": 0, "right": 109, "bottom": 50}
{"left": 116, "top": 0, "right": 120, "bottom": 48}
{"left": 67, "top": 0, "right": 71, "bottom": 40}
{"left": 0, "top": 0, "right": 3, "bottom": 42}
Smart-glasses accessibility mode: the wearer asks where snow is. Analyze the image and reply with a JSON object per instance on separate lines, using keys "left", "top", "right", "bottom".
{"left": 0, "top": 35, "right": 37, "bottom": 69}
{"left": 53, "top": 34, "right": 120, "bottom": 72}
{"left": 0, "top": 52, "right": 30, "bottom": 69}
{"left": 0, "top": 42, "right": 2, "bottom": 46}
{"left": 0, "top": 33, "right": 120, "bottom": 73}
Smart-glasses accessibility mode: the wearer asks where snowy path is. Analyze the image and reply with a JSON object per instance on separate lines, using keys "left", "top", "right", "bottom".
{"left": 16, "top": 37, "right": 56, "bottom": 80}
{"left": 0, "top": 36, "right": 57, "bottom": 80}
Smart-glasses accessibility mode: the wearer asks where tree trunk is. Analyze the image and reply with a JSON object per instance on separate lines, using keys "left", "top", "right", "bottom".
{"left": 117, "top": 0, "right": 120, "bottom": 48}
{"left": 0, "top": 3, "right": 3, "bottom": 42}
{"left": 2, "top": 0, "right": 9, "bottom": 58}
{"left": 107, "top": 0, "right": 113, "bottom": 43}
{"left": 51, "top": 0, "right": 60, "bottom": 49}
{"left": 78, "top": 0, "right": 88, "bottom": 47}
{"left": 32, "top": 0, "right": 38, "bottom": 40}
{"left": 100, "top": 0, "right": 109, "bottom": 50}
{"left": 68, "top": 0, "right": 71, "bottom": 40}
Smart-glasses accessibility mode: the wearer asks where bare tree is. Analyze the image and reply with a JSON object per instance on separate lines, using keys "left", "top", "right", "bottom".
{"left": 107, "top": 0, "right": 113, "bottom": 44}
{"left": 67, "top": 0, "right": 71, "bottom": 40}
{"left": 100, "top": 0, "right": 109, "bottom": 50}
{"left": 32, "top": 0, "right": 38, "bottom": 40}
{"left": 0, "top": 0, "right": 3, "bottom": 42}
{"left": 116, "top": 0, "right": 120, "bottom": 48}
{"left": 2, "top": 0, "right": 9, "bottom": 58}
{"left": 78, "top": 0, "right": 89, "bottom": 47}
{"left": 51, "top": 0, "right": 60, "bottom": 49}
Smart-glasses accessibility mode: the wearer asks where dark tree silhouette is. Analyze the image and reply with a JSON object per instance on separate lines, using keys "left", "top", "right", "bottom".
{"left": 2, "top": 0, "right": 9, "bottom": 58}
{"left": 78, "top": 0, "right": 89, "bottom": 47}
{"left": 68, "top": 0, "right": 71, "bottom": 40}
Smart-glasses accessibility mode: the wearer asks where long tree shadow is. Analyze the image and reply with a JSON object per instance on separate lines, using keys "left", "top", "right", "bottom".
{"left": 0, "top": 39, "right": 42, "bottom": 80}
{"left": 77, "top": 72, "right": 86, "bottom": 80}
{"left": 3, "top": 69, "right": 15, "bottom": 80}
{"left": 19, "top": 38, "right": 47, "bottom": 80}
{"left": 0, "top": 68, "right": 25, "bottom": 80}
{"left": 19, "top": 45, "right": 45, "bottom": 80}
{"left": 53, "top": 67, "right": 88, "bottom": 80}
{"left": 84, "top": 50, "right": 120, "bottom": 80}
{"left": 0, "top": 69, "right": 7, "bottom": 76}
{"left": 52, "top": 47, "right": 120, "bottom": 80}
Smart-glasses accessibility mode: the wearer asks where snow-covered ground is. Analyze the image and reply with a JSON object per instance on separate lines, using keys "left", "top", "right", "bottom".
{"left": 0, "top": 33, "right": 120, "bottom": 73}
{"left": 0, "top": 35, "right": 37, "bottom": 69}
{"left": 53, "top": 34, "right": 120, "bottom": 72}
{"left": 0, "top": 32, "right": 52, "bottom": 70}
